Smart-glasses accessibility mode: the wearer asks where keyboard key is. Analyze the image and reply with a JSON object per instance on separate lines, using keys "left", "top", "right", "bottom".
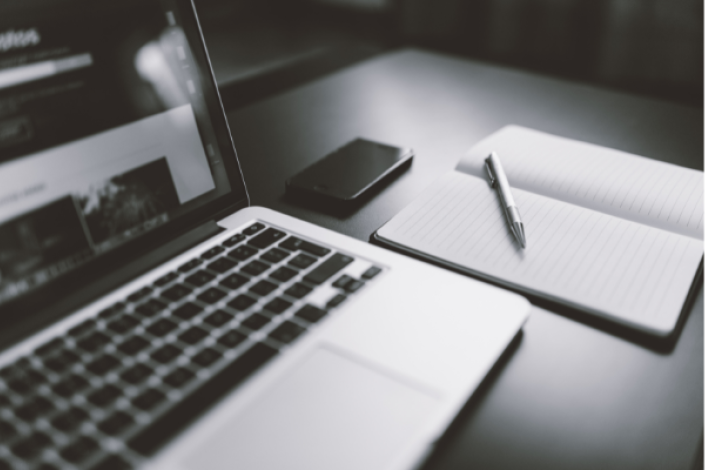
{"left": 0, "top": 363, "right": 20, "bottom": 379}
{"left": 6, "top": 368, "right": 45, "bottom": 393}
{"left": 34, "top": 338, "right": 64, "bottom": 357}
{"left": 98, "top": 302, "right": 126, "bottom": 319}
{"left": 269, "top": 321, "right": 306, "bottom": 344}
{"left": 345, "top": 280, "right": 364, "bottom": 293}
{"left": 173, "top": 302, "right": 203, "bottom": 320}
{"left": 98, "top": 411, "right": 134, "bottom": 436}
{"left": 278, "top": 236, "right": 304, "bottom": 252}
{"left": 60, "top": 436, "right": 99, "bottom": 463}
{"left": 87, "top": 385, "right": 121, "bottom": 407}
{"left": 178, "top": 258, "right": 202, "bottom": 273}
{"left": 201, "top": 245, "right": 224, "bottom": 259}
{"left": 117, "top": 336, "right": 150, "bottom": 355}
{"left": 222, "top": 233, "right": 246, "bottom": 247}
{"left": 241, "top": 260, "right": 270, "bottom": 276}
{"left": 35, "top": 462, "right": 58, "bottom": 470}
{"left": 86, "top": 354, "right": 121, "bottom": 376}
{"left": 192, "top": 348, "right": 222, "bottom": 367}
{"left": 127, "top": 343, "right": 277, "bottom": 456}
{"left": 249, "top": 280, "right": 277, "bottom": 296}
{"left": 361, "top": 266, "right": 382, "bottom": 279}
{"left": 228, "top": 294, "right": 257, "bottom": 311}
{"left": 146, "top": 319, "right": 178, "bottom": 337}
{"left": 178, "top": 326, "right": 208, "bottom": 345}
{"left": 263, "top": 297, "right": 292, "bottom": 314}
{"left": 151, "top": 345, "right": 181, "bottom": 364}
{"left": 163, "top": 368, "right": 195, "bottom": 388}
{"left": 261, "top": 248, "right": 290, "bottom": 263}
{"left": 228, "top": 245, "right": 258, "bottom": 261}
{"left": 204, "top": 310, "right": 234, "bottom": 327}
{"left": 51, "top": 407, "right": 89, "bottom": 432}
{"left": 77, "top": 332, "right": 111, "bottom": 353}
{"left": 15, "top": 396, "right": 54, "bottom": 421}
{"left": 127, "top": 287, "right": 152, "bottom": 303}
{"left": 107, "top": 315, "right": 139, "bottom": 334}
{"left": 4, "top": 357, "right": 32, "bottom": 376}
{"left": 220, "top": 273, "right": 249, "bottom": 290}
{"left": 184, "top": 270, "right": 215, "bottom": 287}
{"left": 135, "top": 299, "right": 167, "bottom": 317}
{"left": 6, "top": 379, "right": 30, "bottom": 395}
{"left": 52, "top": 375, "right": 89, "bottom": 398}
{"left": 249, "top": 228, "right": 286, "bottom": 248}
{"left": 153, "top": 271, "right": 179, "bottom": 287}
{"left": 18, "top": 367, "right": 45, "bottom": 386}
{"left": 207, "top": 257, "right": 237, "bottom": 274}
{"left": 121, "top": 364, "right": 152, "bottom": 385}
{"left": 11, "top": 432, "right": 52, "bottom": 459}
{"left": 218, "top": 330, "right": 247, "bottom": 348}
{"left": 299, "top": 242, "right": 330, "bottom": 257}
{"left": 132, "top": 389, "right": 166, "bottom": 411}
{"left": 269, "top": 266, "right": 297, "bottom": 282}
{"left": 327, "top": 294, "right": 347, "bottom": 308}
{"left": 288, "top": 253, "right": 317, "bottom": 269}
{"left": 241, "top": 313, "right": 270, "bottom": 331}
{"left": 91, "top": 454, "right": 133, "bottom": 470}
{"left": 295, "top": 305, "right": 328, "bottom": 323}
{"left": 98, "top": 411, "right": 135, "bottom": 436}
{"left": 44, "top": 349, "right": 81, "bottom": 373}
{"left": 197, "top": 287, "right": 227, "bottom": 304}
{"left": 304, "top": 253, "right": 354, "bottom": 285}
{"left": 332, "top": 275, "right": 354, "bottom": 289}
{"left": 162, "top": 284, "right": 192, "bottom": 302}
{"left": 0, "top": 420, "right": 17, "bottom": 441}
{"left": 279, "top": 237, "right": 330, "bottom": 257}
{"left": 284, "top": 283, "right": 312, "bottom": 299}
{"left": 68, "top": 319, "right": 96, "bottom": 338}
{"left": 242, "top": 222, "right": 265, "bottom": 235}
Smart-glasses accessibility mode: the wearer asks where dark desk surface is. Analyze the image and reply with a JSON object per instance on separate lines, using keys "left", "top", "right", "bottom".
{"left": 220, "top": 49, "right": 703, "bottom": 470}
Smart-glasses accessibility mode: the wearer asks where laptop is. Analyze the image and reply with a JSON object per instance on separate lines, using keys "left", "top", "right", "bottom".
{"left": 0, "top": 1, "right": 530, "bottom": 469}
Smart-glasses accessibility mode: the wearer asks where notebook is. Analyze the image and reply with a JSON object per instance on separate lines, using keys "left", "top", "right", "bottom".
{"left": 374, "top": 126, "right": 703, "bottom": 337}
{"left": 0, "top": 1, "right": 530, "bottom": 469}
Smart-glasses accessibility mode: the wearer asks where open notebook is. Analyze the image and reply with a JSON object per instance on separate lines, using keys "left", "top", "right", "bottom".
{"left": 374, "top": 126, "right": 703, "bottom": 337}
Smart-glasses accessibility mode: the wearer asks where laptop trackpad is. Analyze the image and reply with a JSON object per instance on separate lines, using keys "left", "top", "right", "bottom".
{"left": 184, "top": 346, "right": 440, "bottom": 470}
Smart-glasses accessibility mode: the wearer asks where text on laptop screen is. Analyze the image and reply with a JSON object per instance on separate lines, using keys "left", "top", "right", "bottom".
{"left": 0, "top": 0, "right": 240, "bottom": 306}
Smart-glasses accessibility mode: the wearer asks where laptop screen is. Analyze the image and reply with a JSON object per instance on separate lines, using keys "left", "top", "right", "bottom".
{"left": 0, "top": 0, "right": 247, "bottom": 309}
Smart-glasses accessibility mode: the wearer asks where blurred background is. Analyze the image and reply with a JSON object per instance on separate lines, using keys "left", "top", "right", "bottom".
{"left": 194, "top": 0, "right": 702, "bottom": 109}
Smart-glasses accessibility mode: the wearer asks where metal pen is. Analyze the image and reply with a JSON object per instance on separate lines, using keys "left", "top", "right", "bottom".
{"left": 484, "top": 151, "right": 526, "bottom": 248}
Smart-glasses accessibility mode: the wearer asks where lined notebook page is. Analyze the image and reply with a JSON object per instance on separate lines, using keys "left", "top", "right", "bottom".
{"left": 456, "top": 126, "right": 703, "bottom": 240}
{"left": 377, "top": 172, "right": 703, "bottom": 333}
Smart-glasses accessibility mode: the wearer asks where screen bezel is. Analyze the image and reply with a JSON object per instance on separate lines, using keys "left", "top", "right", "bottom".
{"left": 0, "top": 0, "right": 250, "bottom": 321}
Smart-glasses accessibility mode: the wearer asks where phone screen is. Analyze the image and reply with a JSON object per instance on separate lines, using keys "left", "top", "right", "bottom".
{"left": 286, "top": 139, "right": 413, "bottom": 201}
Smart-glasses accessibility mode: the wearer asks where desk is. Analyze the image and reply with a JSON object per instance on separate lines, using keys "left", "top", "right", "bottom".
{"left": 219, "top": 49, "right": 703, "bottom": 470}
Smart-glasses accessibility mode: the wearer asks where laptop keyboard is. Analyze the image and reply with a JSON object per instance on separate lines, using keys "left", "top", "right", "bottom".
{"left": 0, "top": 222, "right": 384, "bottom": 470}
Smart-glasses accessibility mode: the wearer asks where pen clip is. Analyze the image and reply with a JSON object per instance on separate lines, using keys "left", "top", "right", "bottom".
{"left": 484, "top": 159, "right": 497, "bottom": 188}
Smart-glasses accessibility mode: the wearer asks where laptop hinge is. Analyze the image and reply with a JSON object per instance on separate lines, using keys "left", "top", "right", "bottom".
{"left": 0, "top": 220, "right": 225, "bottom": 351}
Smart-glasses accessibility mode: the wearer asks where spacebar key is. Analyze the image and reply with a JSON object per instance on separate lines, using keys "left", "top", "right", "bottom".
{"left": 127, "top": 343, "right": 278, "bottom": 456}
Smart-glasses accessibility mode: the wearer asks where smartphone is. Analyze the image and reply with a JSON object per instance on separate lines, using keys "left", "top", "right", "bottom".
{"left": 285, "top": 138, "right": 413, "bottom": 202}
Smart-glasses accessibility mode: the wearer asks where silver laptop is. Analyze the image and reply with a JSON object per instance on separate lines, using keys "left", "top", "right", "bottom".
{"left": 0, "top": 1, "right": 530, "bottom": 469}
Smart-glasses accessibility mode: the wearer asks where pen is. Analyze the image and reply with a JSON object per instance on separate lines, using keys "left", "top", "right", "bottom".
{"left": 484, "top": 151, "right": 526, "bottom": 248}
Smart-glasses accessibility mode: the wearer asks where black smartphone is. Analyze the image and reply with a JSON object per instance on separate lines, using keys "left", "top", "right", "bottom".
{"left": 285, "top": 138, "right": 413, "bottom": 202}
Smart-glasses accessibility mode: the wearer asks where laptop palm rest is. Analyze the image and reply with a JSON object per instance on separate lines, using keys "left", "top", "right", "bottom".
{"left": 184, "top": 346, "right": 440, "bottom": 470}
